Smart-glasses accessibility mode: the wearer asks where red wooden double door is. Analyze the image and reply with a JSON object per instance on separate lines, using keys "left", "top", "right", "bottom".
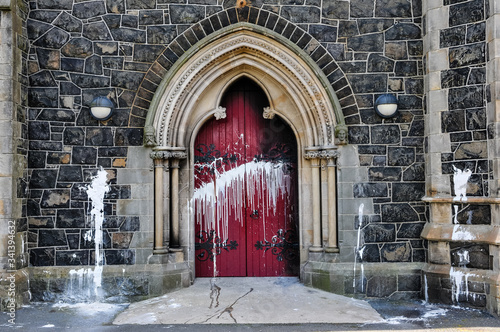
{"left": 194, "top": 78, "right": 299, "bottom": 277}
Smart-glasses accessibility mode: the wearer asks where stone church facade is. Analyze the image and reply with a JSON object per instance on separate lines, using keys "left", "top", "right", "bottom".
{"left": 1, "top": 0, "right": 499, "bottom": 316}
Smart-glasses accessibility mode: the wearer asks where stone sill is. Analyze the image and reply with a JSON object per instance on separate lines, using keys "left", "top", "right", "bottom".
{"left": 0, "top": 0, "right": 10, "bottom": 10}
{"left": 423, "top": 263, "right": 500, "bottom": 284}
{"left": 28, "top": 262, "right": 190, "bottom": 278}
{"left": 422, "top": 196, "right": 500, "bottom": 204}
{"left": 422, "top": 223, "right": 500, "bottom": 245}
{"left": 303, "top": 261, "right": 425, "bottom": 273}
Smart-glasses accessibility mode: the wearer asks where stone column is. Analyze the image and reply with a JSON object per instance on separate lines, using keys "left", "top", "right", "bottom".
{"left": 151, "top": 152, "right": 170, "bottom": 254}
{"left": 169, "top": 151, "right": 187, "bottom": 250}
{"left": 170, "top": 158, "right": 180, "bottom": 249}
{"left": 305, "top": 148, "right": 323, "bottom": 252}
{"left": 423, "top": 1, "right": 452, "bottom": 198}
{"left": 487, "top": 0, "right": 500, "bottom": 208}
{"left": 322, "top": 150, "right": 339, "bottom": 252}
{"left": 486, "top": 0, "right": 500, "bottom": 315}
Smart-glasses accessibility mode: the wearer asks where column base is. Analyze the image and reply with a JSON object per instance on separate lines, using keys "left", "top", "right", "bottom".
{"left": 148, "top": 253, "right": 170, "bottom": 264}
{"left": 153, "top": 247, "right": 169, "bottom": 254}
{"left": 309, "top": 246, "right": 323, "bottom": 252}
{"left": 325, "top": 246, "right": 339, "bottom": 253}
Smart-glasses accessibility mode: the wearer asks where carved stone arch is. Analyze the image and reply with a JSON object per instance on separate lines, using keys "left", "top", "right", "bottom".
{"left": 137, "top": 7, "right": 359, "bottom": 146}
{"left": 147, "top": 27, "right": 342, "bottom": 148}
{"left": 147, "top": 16, "right": 348, "bottom": 277}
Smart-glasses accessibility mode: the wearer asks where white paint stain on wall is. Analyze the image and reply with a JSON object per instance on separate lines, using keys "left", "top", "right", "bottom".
{"left": 353, "top": 204, "right": 365, "bottom": 291}
{"left": 452, "top": 165, "right": 472, "bottom": 202}
{"left": 450, "top": 267, "right": 470, "bottom": 303}
{"left": 76, "top": 167, "right": 109, "bottom": 299}
{"left": 452, "top": 225, "right": 476, "bottom": 241}
{"left": 452, "top": 165, "right": 472, "bottom": 224}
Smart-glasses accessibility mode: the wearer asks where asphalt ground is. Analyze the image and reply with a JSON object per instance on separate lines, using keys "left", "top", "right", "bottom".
{"left": 4, "top": 300, "right": 500, "bottom": 331}
{"left": 3, "top": 278, "right": 500, "bottom": 331}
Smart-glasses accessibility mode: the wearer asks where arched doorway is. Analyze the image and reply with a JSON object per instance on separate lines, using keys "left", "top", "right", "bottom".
{"left": 145, "top": 28, "right": 344, "bottom": 283}
{"left": 193, "top": 78, "right": 299, "bottom": 277}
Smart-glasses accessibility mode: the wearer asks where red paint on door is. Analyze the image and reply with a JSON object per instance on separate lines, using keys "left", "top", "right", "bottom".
{"left": 194, "top": 78, "right": 299, "bottom": 277}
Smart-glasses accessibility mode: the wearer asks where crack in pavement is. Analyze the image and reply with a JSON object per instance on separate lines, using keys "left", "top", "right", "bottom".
{"left": 204, "top": 287, "right": 254, "bottom": 324}
{"left": 209, "top": 278, "right": 221, "bottom": 309}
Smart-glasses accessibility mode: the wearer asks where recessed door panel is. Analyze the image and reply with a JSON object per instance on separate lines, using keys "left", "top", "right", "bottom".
{"left": 194, "top": 78, "right": 299, "bottom": 277}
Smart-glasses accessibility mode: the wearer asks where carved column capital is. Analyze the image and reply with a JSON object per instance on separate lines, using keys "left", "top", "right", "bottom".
{"left": 171, "top": 151, "right": 187, "bottom": 159}
{"left": 150, "top": 148, "right": 187, "bottom": 160}
{"left": 318, "top": 149, "right": 339, "bottom": 160}
{"left": 150, "top": 151, "right": 172, "bottom": 160}
{"left": 304, "top": 147, "right": 339, "bottom": 161}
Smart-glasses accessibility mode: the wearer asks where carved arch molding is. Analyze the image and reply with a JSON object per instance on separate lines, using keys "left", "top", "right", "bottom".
{"left": 146, "top": 26, "right": 344, "bottom": 264}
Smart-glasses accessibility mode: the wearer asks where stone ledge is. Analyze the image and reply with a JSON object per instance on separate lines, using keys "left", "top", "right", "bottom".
{"left": 302, "top": 261, "right": 425, "bottom": 299}
{"left": 423, "top": 196, "right": 500, "bottom": 204}
{"left": 421, "top": 223, "right": 500, "bottom": 244}
{"left": 423, "top": 263, "right": 500, "bottom": 283}
{"left": 0, "top": 0, "right": 10, "bottom": 10}
{"left": 28, "top": 263, "right": 191, "bottom": 303}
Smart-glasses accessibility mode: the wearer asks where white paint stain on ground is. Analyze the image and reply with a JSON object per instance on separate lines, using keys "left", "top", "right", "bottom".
{"left": 384, "top": 304, "right": 448, "bottom": 325}
{"left": 52, "top": 302, "right": 124, "bottom": 315}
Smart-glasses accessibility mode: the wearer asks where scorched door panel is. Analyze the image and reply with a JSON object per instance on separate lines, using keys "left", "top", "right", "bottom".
{"left": 194, "top": 78, "right": 299, "bottom": 277}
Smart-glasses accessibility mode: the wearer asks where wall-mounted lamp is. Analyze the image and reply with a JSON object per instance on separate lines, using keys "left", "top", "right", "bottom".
{"left": 374, "top": 94, "right": 398, "bottom": 118}
{"left": 90, "top": 96, "right": 114, "bottom": 121}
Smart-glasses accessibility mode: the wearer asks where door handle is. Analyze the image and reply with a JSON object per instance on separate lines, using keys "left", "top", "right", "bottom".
{"left": 250, "top": 210, "right": 259, "bottom": 219}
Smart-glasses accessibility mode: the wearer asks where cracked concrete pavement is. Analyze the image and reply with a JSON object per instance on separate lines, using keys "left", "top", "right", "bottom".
{"left": 112, "top": 277, "right": 384, "bottom": 325}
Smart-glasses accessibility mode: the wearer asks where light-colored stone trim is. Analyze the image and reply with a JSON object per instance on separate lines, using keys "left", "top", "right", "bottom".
{"left": 147, "top": 25, "right": 344, "bottom": 148}
{"left": 213, "top": 106, "right": 226, "bottom": 120}
{"left": 262, "top": 106, "right": 276, "bottom": 119}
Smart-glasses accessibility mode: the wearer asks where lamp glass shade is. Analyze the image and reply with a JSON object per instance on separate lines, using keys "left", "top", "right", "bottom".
{"left": 90, "top": 97, "right": 114, "bottom": 120}
{"left": 375, "top": 94, "right": 398, "bottom": 118}
{"left": 376, "top": 103, "right": 398, "bottom": 117}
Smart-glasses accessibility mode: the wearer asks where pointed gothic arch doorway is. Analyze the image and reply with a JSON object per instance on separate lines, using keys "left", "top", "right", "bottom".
{"left": 193, "top": 78, "right": 299, "bottom": 277}
{"left": 146, "top": 27, "right": 345, "bottom": 283}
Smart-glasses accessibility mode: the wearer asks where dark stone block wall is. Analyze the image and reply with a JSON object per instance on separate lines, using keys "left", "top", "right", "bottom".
{"left": 25, "top": 0, "right": 426, "bottom": 299}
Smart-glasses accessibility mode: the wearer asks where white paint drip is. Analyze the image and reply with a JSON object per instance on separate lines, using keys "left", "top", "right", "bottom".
{"left": 424, "top": 275, "right": 428, "bottom": 303}
{"left": 22, "top": 269, "right": 32, "bottom": 301}
{"left": 466, "top": 210, "right": 473, "bottom": 224}
{"left": 452, "top": 225, "right": 475, "bottom": 241}
{"left": 452, "top": 165, "right": 472, "bottom": 223}
{"left": 353, "top": 204, "right": 365, "bottom": 291}
{"left": 68, "top": 268, "right": 98, "bottom": 301}
{"left": 457, "top": 249, "right": 470, "bottom": 267}
{"left": 450, "top": 267, "right": 469, "bottom": 303}
{"left": 452, "top": 165, "right": 472, "bottom": 202}
{"left": 193, "top": 160, "right": 292, "bottom": 243}
{"left": 453, "top": 205, "right": 459, "bottom": 224}
{"left": 86, "top": 167, "right": 110, "bottom": 297}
